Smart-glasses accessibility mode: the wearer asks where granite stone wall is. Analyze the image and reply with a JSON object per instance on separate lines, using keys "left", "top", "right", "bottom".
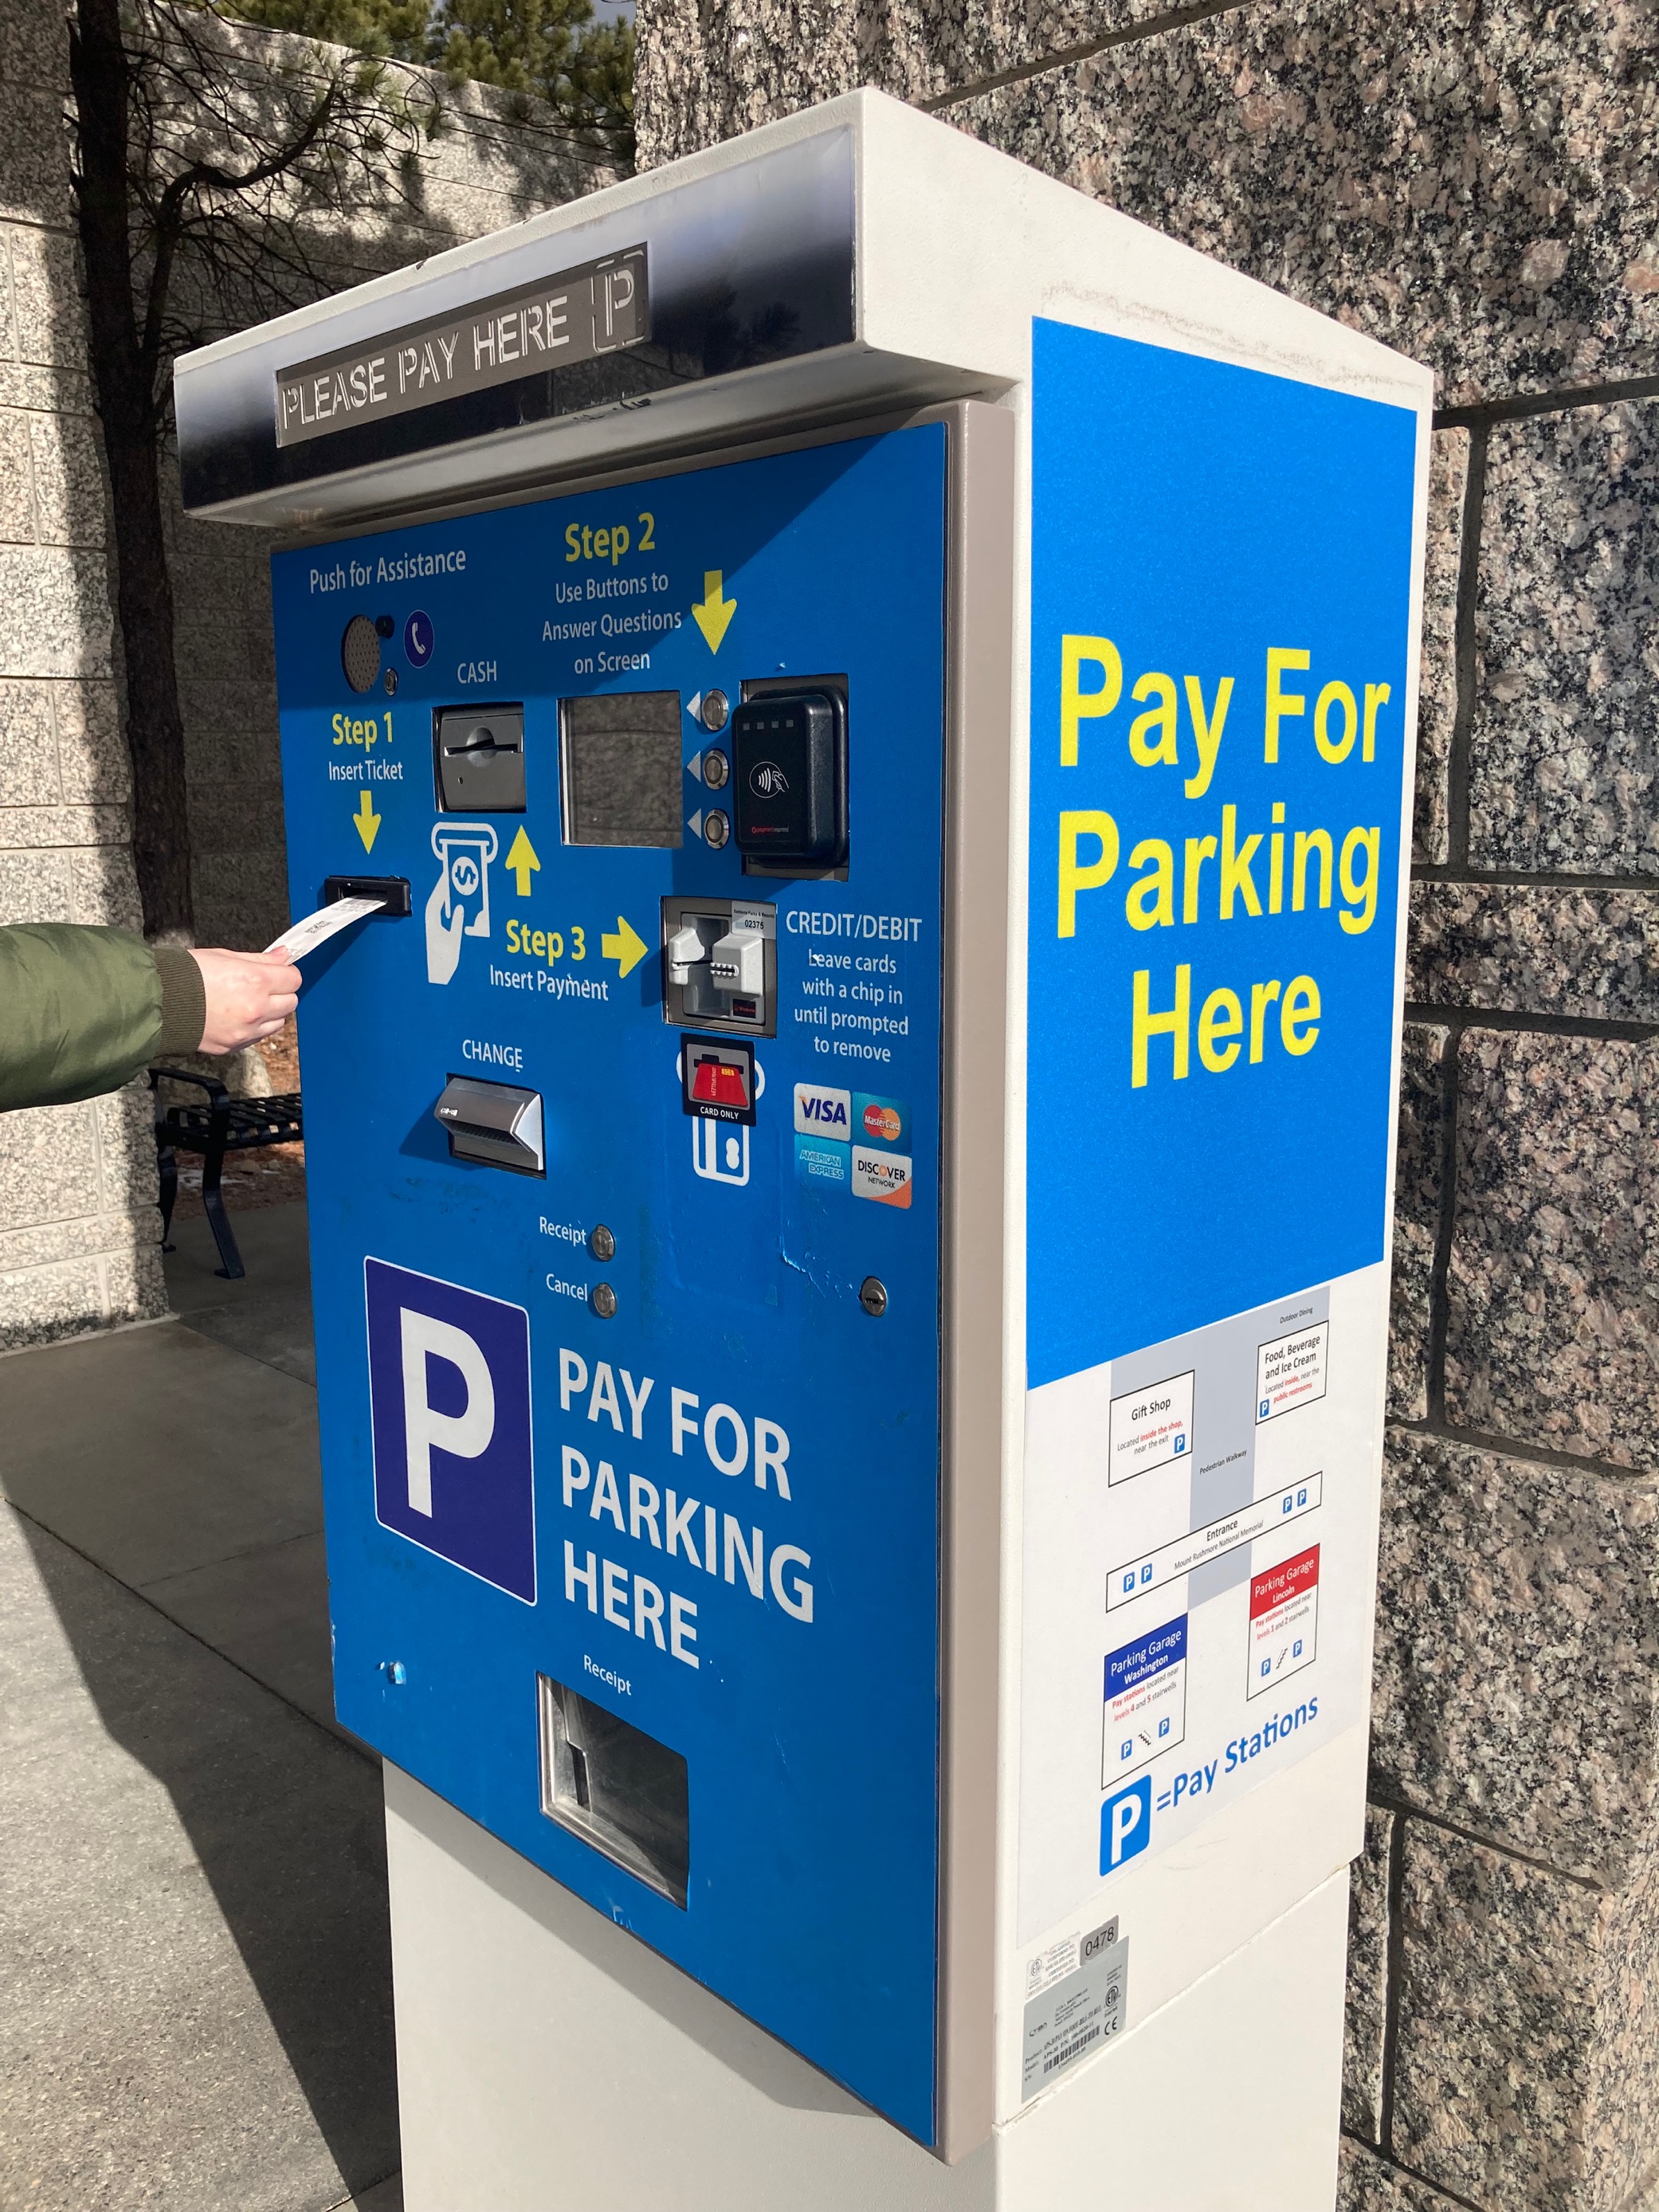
{"left": 0, "top": 0, "right": 614, "bottom": 1347}
{"left": 636, "top": 8, "right": 1659, "bottom": 2205}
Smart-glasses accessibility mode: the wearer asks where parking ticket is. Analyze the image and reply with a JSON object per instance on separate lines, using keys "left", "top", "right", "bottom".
{"left": 265, "top": 895, "right": 383, "bottom": 960}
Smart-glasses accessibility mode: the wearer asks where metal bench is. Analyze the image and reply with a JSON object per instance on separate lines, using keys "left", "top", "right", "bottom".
{"left": 151, "top": 1068, "right": 304, "bottom": 1281}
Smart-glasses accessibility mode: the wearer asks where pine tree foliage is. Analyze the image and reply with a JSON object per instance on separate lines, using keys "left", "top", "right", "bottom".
{"left": 229, "top": 0, "right": 635, "bottom": 158}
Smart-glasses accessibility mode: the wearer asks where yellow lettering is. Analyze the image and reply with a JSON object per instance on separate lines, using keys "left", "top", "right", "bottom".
{"left": 1249, "top": 979, "right": 1281, "bottom": 1063}
{"left": 1182, "top": 835, "right": 1218, "bottom": 924}
{"left": 1128, "top": 672, "right": 1179, "bottom": 767}
{"left": 1265, "top": 648, "right": 1310, "bottom": 762}
{"left": 1219, "top": 805, "right": 1263, "bottom": 920}
{"left": 566, "top": 523, "right": 582, "bottom": 561}
{"left": 331, "top": 713, "right": 345, "bottom": 744}
{"left": 1060, "top": 637, "right": 1122, "bottom": 766}
{"left": 1269, "top": 802, "right": 1285, "bottom": 914}
{"left": 1058, "top": 810, "right": 1120, "bottom": 936}
{"left": 1183, "top": 674, "right": 1233, "bottom": 798}
{"left": 1131, "top": 965, "right": 1190, "bottom": 1087}
{"left": 1363, "top": 682, "right": 1390, "bottom": 762}
{"left": 1339, "top": 826, "right": 1381, "bottom": 934}
{"left": 1198, "top": 987, "right": 1243, "bottom": 1073}
{"left": 1314, "top": 680, "right": 1358, "bottom": 763}
{"left": 1292, "top": 829, "right": 1333, "bottom": 912}
{"left": 1281, "top": 975, "right": 1320, "bottom": 1054}
{"left": 1125, "top": 838, "right": 1175, "bottom": 931}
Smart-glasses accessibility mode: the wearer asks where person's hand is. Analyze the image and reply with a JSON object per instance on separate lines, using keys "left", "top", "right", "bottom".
{"left": 190, "top": 947, "right": 301, "bottom": 1053}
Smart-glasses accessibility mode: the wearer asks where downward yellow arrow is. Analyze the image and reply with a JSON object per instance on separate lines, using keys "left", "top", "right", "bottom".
{"left": 504, "top": 826, "right": 540, "bottom": 896}
{"left": 692, "top": 570, "right": 736, "bottom": 653}
{"left": 600, "top": 914, "right": 649, "bottom": 980}
{"left": 353, "top": 788, "right": 380, "bottom": 853}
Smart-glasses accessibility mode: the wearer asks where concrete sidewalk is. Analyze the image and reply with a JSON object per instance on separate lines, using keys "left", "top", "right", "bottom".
{"left": 0, "top": 1205, "right": 402, "bottom": 2212}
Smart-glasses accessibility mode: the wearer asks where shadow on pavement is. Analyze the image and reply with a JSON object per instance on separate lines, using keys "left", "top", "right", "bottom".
{"left": 9, "top": 1508, "right": 401, "bottom": 2207}
{"left": 1, "top": 1202, "right": 401, "bottom": 2208}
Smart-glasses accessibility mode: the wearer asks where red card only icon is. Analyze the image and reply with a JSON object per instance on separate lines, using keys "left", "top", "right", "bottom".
{"left": 692, "top": 1057, "right": 748, "bottom": 1108}
{"left": 680, "top": 1036, "right": 755, "bottom": 1124}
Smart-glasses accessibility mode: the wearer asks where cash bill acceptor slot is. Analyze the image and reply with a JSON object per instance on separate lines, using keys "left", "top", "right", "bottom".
{"left": 178, "top": 88, "right": 1430, "bottom": 2212}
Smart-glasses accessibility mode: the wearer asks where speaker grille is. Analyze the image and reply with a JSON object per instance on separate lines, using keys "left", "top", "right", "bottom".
{"left": 341, "top": 614, "right": 381, "bottom": 694}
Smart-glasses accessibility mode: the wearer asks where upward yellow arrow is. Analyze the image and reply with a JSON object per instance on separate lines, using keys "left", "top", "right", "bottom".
{"left": 353, "top": 788, "right": 380, "bottom": 853}
{"left": 692, "top": 570, "right": 736, "bottom": 653}
{"left": 600, "top": 914, "right": 649, "bottom": 980}
{"left": 504, "top": 826, "right": 540, "bottom": 896}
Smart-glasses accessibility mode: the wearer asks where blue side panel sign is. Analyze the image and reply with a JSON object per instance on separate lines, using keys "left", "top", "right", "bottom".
{"left": 1027, "top": 322, "right": 1418, "bottom": 1387}
{"left": 366, "top": 1259, "right": 535, "bottom": 1602}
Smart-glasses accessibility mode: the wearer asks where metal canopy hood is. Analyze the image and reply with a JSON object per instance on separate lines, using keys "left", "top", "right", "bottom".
{"left": 176, "top": 106, "right": 967, "bottom": 529}
{"left": 174, "top": 88, "right": 1425, "bottom": 532}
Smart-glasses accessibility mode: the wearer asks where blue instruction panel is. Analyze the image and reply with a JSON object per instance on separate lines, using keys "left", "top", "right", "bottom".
{"left": 270, "top": 426, "right": 947, "bottom": 2140}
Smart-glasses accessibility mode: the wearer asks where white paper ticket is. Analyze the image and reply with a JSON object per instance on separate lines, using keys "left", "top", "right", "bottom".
{"left": 265, "top": 895, "right": 383, "bottom": 960}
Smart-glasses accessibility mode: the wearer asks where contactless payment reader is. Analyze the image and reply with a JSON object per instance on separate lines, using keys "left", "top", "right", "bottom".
{"left": 175, "top": 90, "right": 1431, "bottom": 2212}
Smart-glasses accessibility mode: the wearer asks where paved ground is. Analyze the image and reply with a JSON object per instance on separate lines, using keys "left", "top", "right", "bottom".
{"left": 0, "top": 1205, "right": 402, "bottom": 2212}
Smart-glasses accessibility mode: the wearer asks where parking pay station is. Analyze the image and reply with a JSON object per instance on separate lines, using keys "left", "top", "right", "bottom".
{"left": 175, "top": 90, "right": 1430, "bottom": 2210}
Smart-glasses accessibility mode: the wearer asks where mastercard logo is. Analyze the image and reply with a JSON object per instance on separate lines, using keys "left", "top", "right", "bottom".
{"left": 862, "top": 1103, "right": 902, "bottom": 1143}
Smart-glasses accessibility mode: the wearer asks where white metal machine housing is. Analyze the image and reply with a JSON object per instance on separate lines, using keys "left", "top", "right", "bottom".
{"left": 175, "top": 86, "right": 1430, "bottom": 2210}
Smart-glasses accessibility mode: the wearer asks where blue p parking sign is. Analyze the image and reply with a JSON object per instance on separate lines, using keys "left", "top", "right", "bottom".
{"left": 1100, "top": 1775, "right": 1153, "bottom": 1876}
{"left": 365, "top": 1259, "right": 535, "bottom": 1601}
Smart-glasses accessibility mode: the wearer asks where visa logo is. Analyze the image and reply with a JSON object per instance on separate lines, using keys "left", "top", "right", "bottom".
{"left": 794, "top": 1083, "right": 851, "bottom": 1139}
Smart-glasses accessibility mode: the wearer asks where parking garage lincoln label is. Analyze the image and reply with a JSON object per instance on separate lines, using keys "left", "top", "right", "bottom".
{"left": 275, "top": 245, "right": 648, "bottom": 448}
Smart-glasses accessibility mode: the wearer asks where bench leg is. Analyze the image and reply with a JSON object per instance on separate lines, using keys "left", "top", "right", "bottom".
{"left": 201, "top": 1137, "right": 245, "bottom": 1281}
{"left": 156, "top": 1145, "right": 178, "bottom": 1254}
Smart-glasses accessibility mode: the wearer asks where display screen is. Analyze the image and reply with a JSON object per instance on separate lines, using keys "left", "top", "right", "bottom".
{"left": 559, "top": 692, "right": 682, "bottom": 847}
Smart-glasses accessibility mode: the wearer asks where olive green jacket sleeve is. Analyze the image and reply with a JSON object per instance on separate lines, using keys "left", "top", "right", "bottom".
{"left": 0, "top": 925, "right": 206, "bottom": 1111}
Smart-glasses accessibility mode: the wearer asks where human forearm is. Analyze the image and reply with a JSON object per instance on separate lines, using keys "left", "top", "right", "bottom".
{"left": 0, "top": 924, "right": 186, "bottom": 1111}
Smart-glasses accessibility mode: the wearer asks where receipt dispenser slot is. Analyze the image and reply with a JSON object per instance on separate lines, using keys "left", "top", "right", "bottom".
{"left": 433, "top": 1074, "right": 544, "bottom": 1175}
{"left": 538, "top": 1674, "right": 690, "bottom": 1908}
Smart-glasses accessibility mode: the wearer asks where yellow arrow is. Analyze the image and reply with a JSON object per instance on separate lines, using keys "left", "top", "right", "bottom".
{"left": 504, "top": 826, "right": 540, "bottom": 896}
{"left": 600, "top": 914, "right": 649, "bottom": 980}
{"left": 691, "top": 570, "right": 736, "bottom": 653}
{"left": 353, "top": 788, "right": 381, "bottom": 853}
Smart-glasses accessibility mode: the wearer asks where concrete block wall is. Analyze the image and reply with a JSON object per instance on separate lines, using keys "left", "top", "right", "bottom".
{"left": 636, "top": 7, "right": 1659, "bottom": 2205}
{"left": 0, "top": 0, "right": 166, "bottom": 1347}
{"left": 0, "top": 0, "right": 614, "bottom": 1347}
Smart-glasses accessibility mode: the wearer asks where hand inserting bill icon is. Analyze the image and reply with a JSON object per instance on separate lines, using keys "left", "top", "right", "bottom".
{"left": 427, "top": 822, "right": 498, "bottom": 986}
